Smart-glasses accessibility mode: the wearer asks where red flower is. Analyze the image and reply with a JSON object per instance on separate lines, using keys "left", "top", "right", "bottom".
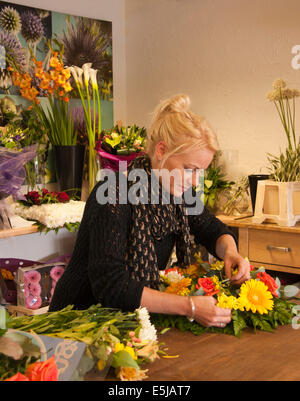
{"left": 57, "top": 191, "right": 69, "bottom": 203}
{"left": 42, "top": 188, "right": 49, "bottom": 196}
{"left": 5, "top": 372, "right": 30, "bottom": 381}
{"left": 26, "top": 191, "right": 41, "bottom": 205}
{"left": 257, "top": 272, "right": 279, "bottom": 297}
{"left": 25, "top": 356, "right": 58, "bottom": 381}
{"left": 196, "top": 277, "right": 219, "bottom": 296}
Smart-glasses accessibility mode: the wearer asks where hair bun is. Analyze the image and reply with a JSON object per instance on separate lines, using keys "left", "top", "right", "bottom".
{"left": 156, "top": 94, "right": 190, "bottom": 116}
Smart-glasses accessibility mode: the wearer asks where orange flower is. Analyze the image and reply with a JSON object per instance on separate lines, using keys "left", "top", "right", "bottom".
{"left": 50, "top": 55, "right": 63, "bottom": 71}
{"left": 257, "top": 272, "right": 279, "bottom": 298}
{"left": 25, "top": 356, "right": 58, "bottom": 381}
{"left": 5, "top": 372, "right": 30, "bottom": 381}
{"left": 63, "top": 96, "right": 70, "bottom": 103}
{"left": 61, "top": 68, "right": 71, "bottom": 80}
{"left": 196, "top": 277, "right": 219, "bottom": 296}
{"left": 62, "top": 81, "right": 72, "bottom": 93}
{"left": 39, "top": 79, "right": 51, "bottom": 90}
{"left": 35, "top": 67, "right": 45, "bottom": 79}
{"left": 50, "top": 70, "right": 60, "bottom": 81}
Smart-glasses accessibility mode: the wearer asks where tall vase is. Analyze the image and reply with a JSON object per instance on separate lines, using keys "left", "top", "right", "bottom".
{"left": 53, "top": 145, "right": 85, "bottom": 199}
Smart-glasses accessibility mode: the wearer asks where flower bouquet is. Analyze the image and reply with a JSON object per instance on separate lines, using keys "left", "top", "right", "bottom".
{"left": 95, "top": 122, "right": 146, "bottom": 172}
{"left": 7, "top": 304, "right": 162, "bottom": 381}
{"left": 151, "top": 256, "right": 297, "bottom": 338}
{"left": 0, "top": 307, "right": 58, "bottom": 381}
{"left": 13, "top": 188, "right": 85, "bottom": 233}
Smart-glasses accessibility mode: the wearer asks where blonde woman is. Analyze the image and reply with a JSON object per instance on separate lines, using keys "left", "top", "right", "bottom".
{"left": 50, "top": 94, "right": 250, "bottom": 328}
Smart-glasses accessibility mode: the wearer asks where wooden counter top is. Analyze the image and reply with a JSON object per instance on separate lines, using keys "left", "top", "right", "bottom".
{"left": 0, "top": 225, "right": 38, "bottom": 239}
{"left": 217, "top": 214, "right": 300, "bottom": 233}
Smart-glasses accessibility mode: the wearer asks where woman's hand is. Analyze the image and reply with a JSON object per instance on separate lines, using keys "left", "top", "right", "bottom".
{"left": 223, "top": 251, "right": 250, "bottom": 285}
{"left": 192, "top": 296, "right": 232, "bottom": 328}
{"left": 215, "top": 234, "right": 250, "bottom": 285}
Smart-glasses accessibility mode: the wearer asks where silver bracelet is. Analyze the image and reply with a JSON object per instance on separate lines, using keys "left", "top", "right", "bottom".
{"left": 187, "top": 296, "right": 195, "bottom": 322}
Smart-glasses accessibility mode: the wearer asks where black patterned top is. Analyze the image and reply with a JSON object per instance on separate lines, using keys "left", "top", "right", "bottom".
{"left": 49, "top": 156, "right": 236, "bottom": 312}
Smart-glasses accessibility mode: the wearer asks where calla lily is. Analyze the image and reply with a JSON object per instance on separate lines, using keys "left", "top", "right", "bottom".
{"left": 74, "top": 66, "right": 83, "bottom": 87}
{"left": 89, "top": 68, "right": 98, "bottom": 89}
{"left": 82, "top": 63, "right": 92, "bottom": 86}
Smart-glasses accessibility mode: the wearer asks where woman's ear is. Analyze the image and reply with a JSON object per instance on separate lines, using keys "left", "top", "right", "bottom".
{"left": 155, "top": 141, "right": 168, "bottom": 161}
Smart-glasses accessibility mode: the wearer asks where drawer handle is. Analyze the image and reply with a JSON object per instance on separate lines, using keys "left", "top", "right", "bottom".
{"left": 266, "top": 245, "right": 291, "bottom": 253}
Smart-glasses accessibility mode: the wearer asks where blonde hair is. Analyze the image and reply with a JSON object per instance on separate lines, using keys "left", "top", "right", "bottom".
{"left": 146, "top": 94, "right": 219, "bottom": 166}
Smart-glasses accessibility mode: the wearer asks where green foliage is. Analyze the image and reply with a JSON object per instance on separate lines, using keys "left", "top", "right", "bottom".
{"left": 151, "top": 297, "right": 296, "bottom": 338}
{"left": 204, "top": 157, "right": 234, "bottom": 211}
{"left": 100, "top": 123, "right": 147, "bottom": 155}
{"left": 267, "top": 144, "right": 300, "bottom": 182}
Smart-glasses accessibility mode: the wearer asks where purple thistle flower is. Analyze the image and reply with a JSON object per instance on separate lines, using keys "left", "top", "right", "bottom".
{"left": 21, "top": 11, "right": 44, "bottom": 43}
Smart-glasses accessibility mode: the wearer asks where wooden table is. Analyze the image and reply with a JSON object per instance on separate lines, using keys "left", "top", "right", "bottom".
{"left": 144, "top": 323, "right": 300, "bottom": 381}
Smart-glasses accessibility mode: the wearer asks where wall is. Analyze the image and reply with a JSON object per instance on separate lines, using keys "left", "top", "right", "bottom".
{"left": 125, "top": 0, "right": 300, "bottom": 179}
{"left": 3, "top": 0, "right": 127, "bottom": 123}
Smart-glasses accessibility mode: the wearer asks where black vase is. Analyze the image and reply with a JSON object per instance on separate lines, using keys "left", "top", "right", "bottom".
{"left": 53, "top": 145, "right": 85, "bottom": 199}
{"left": 248, "top": 174, "right": 270, "bottom": 213}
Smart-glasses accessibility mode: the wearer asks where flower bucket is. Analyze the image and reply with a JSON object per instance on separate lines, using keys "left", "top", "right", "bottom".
{"left": 96, "top": 145, "right": 145, "bottom": 172}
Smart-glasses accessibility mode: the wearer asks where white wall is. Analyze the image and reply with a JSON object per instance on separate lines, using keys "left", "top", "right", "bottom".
{"left": 125, "top": 0, "right": 300, "bottom": 179}
{"left": 4, "top": 0, "right": 127, "bottom": 123}
{"left": 5, "top": 0, "right": 300, "bottom": 180}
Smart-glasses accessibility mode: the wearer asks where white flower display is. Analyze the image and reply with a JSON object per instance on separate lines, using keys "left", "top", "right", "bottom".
{"left": 136, "top": 307, "right": 157, "bottom": 342}
{"left": 14, "top": 200, "right": 85, "bottom": 229}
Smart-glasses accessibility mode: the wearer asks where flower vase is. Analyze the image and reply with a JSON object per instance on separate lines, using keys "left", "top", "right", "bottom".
{"left": 24, "top": 144, "right": 48, "bottom": 191}
{"left": 53, "top": 145, "right": 85, "bottom": 199}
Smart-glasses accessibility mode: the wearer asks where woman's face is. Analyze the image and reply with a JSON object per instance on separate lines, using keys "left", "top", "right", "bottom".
{"left": 152, "top": 142, "right": 215, "bottom": 197}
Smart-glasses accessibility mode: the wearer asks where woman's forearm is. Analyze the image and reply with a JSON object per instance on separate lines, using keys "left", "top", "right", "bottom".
{"left": 215, "top": 234, "right": 238, "bottom": 259}
{"left": 140, "top": 286, "right": 191, "bottom": 316}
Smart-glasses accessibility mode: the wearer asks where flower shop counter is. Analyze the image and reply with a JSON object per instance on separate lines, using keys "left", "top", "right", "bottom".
{"left": 97, "top": 318, "right": 299, "bottom": 381}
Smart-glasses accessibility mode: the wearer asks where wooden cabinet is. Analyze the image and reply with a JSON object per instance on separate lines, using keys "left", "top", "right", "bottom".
{"left": 217, "top": 215, "right": 300, "bottom": 275}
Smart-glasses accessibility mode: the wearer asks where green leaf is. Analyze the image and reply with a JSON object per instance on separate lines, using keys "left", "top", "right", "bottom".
{"left": 232, "top": 310, "right": 247, "bottom": 337}
{"left": 111, "top": 350, "right": 140, "bottom": 370}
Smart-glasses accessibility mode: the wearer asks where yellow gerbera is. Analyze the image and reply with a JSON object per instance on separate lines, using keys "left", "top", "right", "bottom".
{"left": 238, "top": 279, "right": 274, "bottom": 314}
{"left": 165, "top": 277, "right": 191, "bottom": 296}
{"left": 217, "top": 293, "right": 241, "bottom": 310}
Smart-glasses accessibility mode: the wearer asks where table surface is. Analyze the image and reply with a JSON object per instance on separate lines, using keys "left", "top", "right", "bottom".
{"left": 142, "top": 323, "right": 300, "bottom": 381}
{"left": 95, "top": 314, "right": 300, "bottom": 382}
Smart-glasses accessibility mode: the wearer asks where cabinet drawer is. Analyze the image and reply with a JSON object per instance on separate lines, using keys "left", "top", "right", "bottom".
{"left": 248, "top": 229, "right": 300, "bottom": 268}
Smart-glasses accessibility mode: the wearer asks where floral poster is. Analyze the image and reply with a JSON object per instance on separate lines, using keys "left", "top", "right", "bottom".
{"left": 0, "top": 1, "right": 113, "bottom": 184}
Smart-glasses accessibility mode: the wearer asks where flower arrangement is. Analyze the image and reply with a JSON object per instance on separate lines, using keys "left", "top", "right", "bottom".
{"left": 7, "top": 304, "right": 161, "bottom": 381}
{"left": 14, "top": 188, "right": 85, "bottom": 232}
{"left": 9, "top": 49, "right": 75, "bottom": 146}
{"left": 0, "top": 316, "right": 58, "bottom": 381}
{"left": 95, "top": 121, "right": 146, "bottom": 172}
{"left": 0, "top": 96, "right": 49, "bottom": 190}
{"left": 98, "top": 122, "right": 146, "bottom": 156}
{"left": 266, "top": 79, "right": 300, "bottom": 182}
{"left": 4, "top": 356, "right": 58, "bottom": 381}
{"left": 153, "top": 257, "right": 296, "bottom": 337}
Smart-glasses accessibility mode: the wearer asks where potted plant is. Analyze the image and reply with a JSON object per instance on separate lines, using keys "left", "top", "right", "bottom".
{"left": 203, "top": 153, "right": 234, "bottom": 213}
{"left": 95, "top": 121, "right": 147, "bottom": 172}
{"left": 252, "top": 79, "right": 300, "bottom": 226}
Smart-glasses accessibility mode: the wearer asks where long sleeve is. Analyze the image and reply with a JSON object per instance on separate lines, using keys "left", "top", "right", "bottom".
{"left": 188, "top": 206, "right": 237, "bottom": 258}
{"left": 87, "top": 198, "right": 146, "bottom": 311}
